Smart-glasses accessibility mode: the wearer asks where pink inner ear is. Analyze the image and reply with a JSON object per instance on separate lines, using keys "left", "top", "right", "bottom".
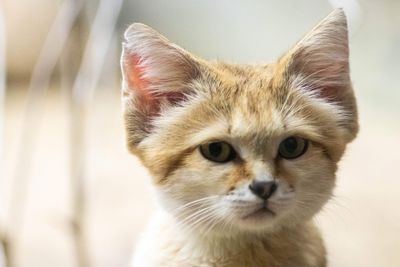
{"left": 295, "top": 56, "right": 348, "bottom": 101}
{"left": 126, "top": 54, "right": 152, "bottom": 101}
{"left": 125, "top": 53, "right": 189, "bottom": 116}
{"left": 320, "top": 86, "right": 338, "bottom": 99}
{"left": 125, "top": 53, "right": 163, "bottom": 115}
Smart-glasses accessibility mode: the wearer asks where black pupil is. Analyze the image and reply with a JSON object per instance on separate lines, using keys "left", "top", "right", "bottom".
{"left": 284, "top": 137, "right": 298, "bottom": 153}
{"left": 209, "top": 142, "right": 223, "bottom": 157}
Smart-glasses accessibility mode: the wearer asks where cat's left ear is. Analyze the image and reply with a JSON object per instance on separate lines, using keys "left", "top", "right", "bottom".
{"left": 279, "top": 9, "right": 358, "bottom": 142}
{"left": 121, "top": 23, "right": 202, "bottom": 152}
{"left": 121, "top": 23, "right": 200, "bottom": 109}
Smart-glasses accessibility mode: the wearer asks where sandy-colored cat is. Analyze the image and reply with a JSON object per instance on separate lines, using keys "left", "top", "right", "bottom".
{"left": 121, "top": 9, "right": 358, "bottom": 267}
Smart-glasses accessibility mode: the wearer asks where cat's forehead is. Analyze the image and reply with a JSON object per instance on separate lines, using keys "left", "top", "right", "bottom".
{"left": 208, "top": 63, "right": 287, "bottom": 135}
{"left": 183, "top": 72, "right": 284, "bottom": 148}
{"left": 189, "top": 64, "right": 325, "bottom": 145}
{"left": 230, "top": 106, "right": 284, "bottom": 139}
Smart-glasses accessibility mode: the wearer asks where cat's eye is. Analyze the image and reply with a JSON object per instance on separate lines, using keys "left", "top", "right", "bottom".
{"left": 278, "top": 136, "right": 308, "bottom": 159}
{"left": 199, "top": 141, "right": 237, "bottom": 163}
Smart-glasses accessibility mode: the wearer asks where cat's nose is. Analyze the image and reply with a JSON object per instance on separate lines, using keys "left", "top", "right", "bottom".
{"left": 249, "top": 181, "right": 277, "bottom": 200}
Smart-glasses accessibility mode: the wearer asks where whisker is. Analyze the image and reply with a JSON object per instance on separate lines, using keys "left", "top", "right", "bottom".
{"left": 175, "top": 205, "right": 216, "bottom": 228}
{"left": 172, "top": 195, "right": 219, "bottom": 213}
{"left": 202, "top": 210, "right": 223, "bottom": 236}
{"left": 184, "top": 208, "right": 220, "bottom": 233}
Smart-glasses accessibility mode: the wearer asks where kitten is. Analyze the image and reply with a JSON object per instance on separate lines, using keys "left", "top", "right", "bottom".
{"left": 121, "top": 9, "right": 358, "bottom": 267}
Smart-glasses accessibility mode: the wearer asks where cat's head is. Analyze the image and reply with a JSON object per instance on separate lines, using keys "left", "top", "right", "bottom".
{"left": 121, "top": 9, "right": 358, "bottom": 235}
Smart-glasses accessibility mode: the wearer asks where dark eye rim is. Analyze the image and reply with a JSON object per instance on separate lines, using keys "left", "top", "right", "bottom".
{"left": 278, "top": 136, "right": 309, "bottom": 160}
{"left": 199, "top": 141, "right": 237, "bottom": 163}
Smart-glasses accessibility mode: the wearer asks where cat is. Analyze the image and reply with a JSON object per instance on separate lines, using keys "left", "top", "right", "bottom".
{"left": 121, "top": 8, "right": 358, "bottom": 267}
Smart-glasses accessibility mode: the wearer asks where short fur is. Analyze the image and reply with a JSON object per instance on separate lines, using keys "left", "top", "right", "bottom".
{"left": 121, "top": 9, "right": 358, "bottom": 267}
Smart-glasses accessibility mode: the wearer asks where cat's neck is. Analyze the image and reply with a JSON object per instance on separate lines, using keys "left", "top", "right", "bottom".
{"left": 137, "top": 210, "right": 324, "bottom": 266}
{"left": 162, "top": 210, "right": 316, "bottom": 257}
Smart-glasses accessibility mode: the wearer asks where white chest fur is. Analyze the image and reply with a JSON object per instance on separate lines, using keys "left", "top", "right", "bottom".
{"left": 131, "top": 210, "right": 326, "bottom": 267}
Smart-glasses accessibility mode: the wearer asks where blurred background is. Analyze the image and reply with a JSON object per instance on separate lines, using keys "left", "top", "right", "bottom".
{"left": 1, "top": 0, "right": 399, "bottom": 266}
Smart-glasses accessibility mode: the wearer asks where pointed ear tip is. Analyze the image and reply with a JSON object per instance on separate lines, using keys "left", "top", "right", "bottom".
{"left": 123, "top": 23, "right": 156, "bottom": 42}
{"left": 329, "top": 8, "right": 348, "bottom": 25}
{"left": 333, "top": 7, "right": 345, "bottom": 15}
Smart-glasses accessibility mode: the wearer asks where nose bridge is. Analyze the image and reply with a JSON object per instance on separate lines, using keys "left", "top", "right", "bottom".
{"left": 251, "top": 160, "right": 273, "bottom": 182}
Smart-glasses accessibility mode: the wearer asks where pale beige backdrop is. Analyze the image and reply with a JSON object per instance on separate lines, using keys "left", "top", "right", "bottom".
{"left": 2, "top": 0, "right": 400, "bottom": 266}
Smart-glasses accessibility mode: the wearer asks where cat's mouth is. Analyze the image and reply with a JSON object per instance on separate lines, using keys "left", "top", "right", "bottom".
{"left": 241, "top": 205, "right": 275, "bottom": 221}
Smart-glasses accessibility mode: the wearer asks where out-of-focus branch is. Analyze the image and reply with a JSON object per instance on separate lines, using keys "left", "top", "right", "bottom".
{"left": 0, "top": 3, "right": 9, "bottom": 267}
{"left": 6, "top": 0, "right": 83, "bottom": 265}
{"left": 0, "top": 0, "right": 6, "bottom": 167}
{"left": 69, "top": 0, "right": 123, "bottom": 266}
{"left": 0, "top": 232, "right": 10, "bottom": 267}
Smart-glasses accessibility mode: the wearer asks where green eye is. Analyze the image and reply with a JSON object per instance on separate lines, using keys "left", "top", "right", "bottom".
{"left": 199, "top": 141, "right": 236, "bottom": 163}
{"left": 278, "top": 136, "right": 308, "bottom": 159}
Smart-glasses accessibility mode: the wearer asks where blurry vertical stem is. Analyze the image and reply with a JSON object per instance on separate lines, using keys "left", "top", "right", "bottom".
{"left": 70, "top": 0, "right": 123, "bottom": 266}
{"left": 0, "top": 3, "right": 9, "bottom": 267}
{"left": 7, "top": 1, "right": 83, "bottom": 266}
{"left": 0, "top": 0, "right": 6, "bottom": 174}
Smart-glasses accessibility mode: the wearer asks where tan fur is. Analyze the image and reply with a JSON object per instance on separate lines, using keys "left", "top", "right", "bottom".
{"left": 121, "top": 9, "right": 358, "bottom": 267}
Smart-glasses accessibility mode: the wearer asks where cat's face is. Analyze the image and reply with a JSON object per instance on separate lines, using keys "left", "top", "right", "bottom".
{"left": 121, "top": 9, "right": 358, "bottom": 235}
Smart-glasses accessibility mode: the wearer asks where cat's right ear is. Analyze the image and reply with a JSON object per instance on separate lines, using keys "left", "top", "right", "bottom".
{"left": 277, "top": 9, "right": 358, "bottom": 143}
{"left": 121, "top": 23, "right": 200, "bottom": 150}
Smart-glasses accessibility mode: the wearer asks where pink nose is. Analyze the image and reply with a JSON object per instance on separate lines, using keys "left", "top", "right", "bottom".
{"left": 249, "top": 181, "right": 277, "bottom": 200}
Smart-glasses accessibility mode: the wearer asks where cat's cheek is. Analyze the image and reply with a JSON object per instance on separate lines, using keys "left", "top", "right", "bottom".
{"left": 274, "top": 146, "right": 336, "bottom": 219}
{"left": 186, "top": 152, "right": 243, "bottom": 194}
{"left": 223, "top": 163, "right": 253, "bottom": 193}
{"left": 156, "top": 161, "right": 234, "bottom": 200}
{"left": 268, "top": 180, "right": 296, "bottom": 209}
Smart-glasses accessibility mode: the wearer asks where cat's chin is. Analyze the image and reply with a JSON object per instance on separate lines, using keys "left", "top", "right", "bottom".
{"left": 223, "top": 201, "right": 283, "bottom": 231}
{"left": 233, "top": 213, "right": 277, "bottom": 232}
{"left": 241, "top": 206, "right": 275, "bottom": 221}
